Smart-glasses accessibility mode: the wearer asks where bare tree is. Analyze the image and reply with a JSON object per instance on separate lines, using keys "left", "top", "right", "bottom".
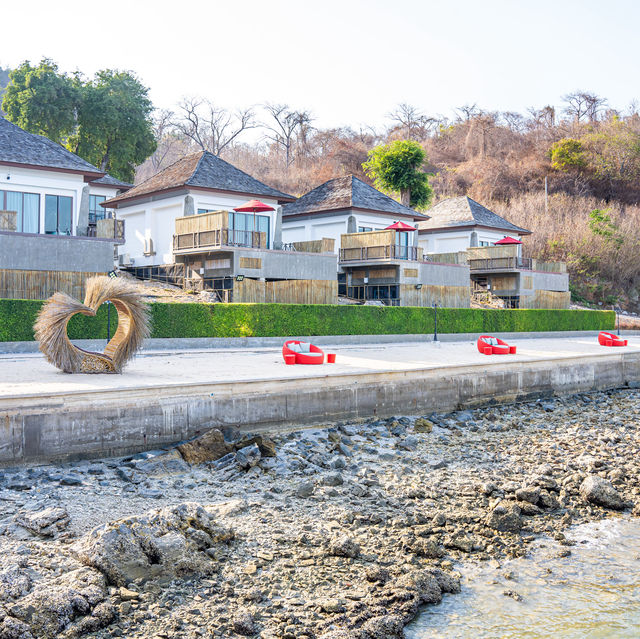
{"left": 173, "top": 97, "right": 257, "bottom": 156}
{"left": 150, "top": 109, "right": 180, "bottom": 172}
{"left": 562, "top": 91, "right": 607, "bottom": 123}
{"left": 455, "top": 103, "right": 483, "bottom": 122}
{"left": 500, "top": 111, "right": 526, "bottom": 133}
{"left": 387, "top": 103, "right": 437, "bottom": 140}
{"left": 262, "top": 103, "right": 314, "bottom": 168}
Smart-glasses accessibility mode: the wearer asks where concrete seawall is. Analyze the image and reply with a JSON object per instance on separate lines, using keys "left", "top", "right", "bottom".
{"left": 2, "top": 348, "right": 639, "bottom": 465}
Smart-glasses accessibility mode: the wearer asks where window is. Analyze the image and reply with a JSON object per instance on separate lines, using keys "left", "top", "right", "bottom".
{"left": 0, "top": 190, "right": 40, "bottom": 233}
{"left": 197, "top": 208, "right": 212, "bottom": 215}
{"left": 45, "top": 195, "right": 73, "bottom": 235}
{"left": 89, "top": 195, "right": 106, "bottom": 225}
{"left": 358, "top": 226, "right": 372, "bottom": 233}
{"left": 229, "top": 212, "right": 270, "bottom": 248}
{"left": 479, "top": 241, "right": 490, "bottom": 247}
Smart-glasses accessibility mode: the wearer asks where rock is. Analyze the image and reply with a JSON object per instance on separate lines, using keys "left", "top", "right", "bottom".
{"left": 233, "top": 434, "right": 277, "bottom": 458}
{"left": 413, "top": 539, "right": 445, "bottom": 558}
{"left": 0, "top": 567, "right": 32, "bottom": 601}
{"left": 515, "top": 486, "right": 540, "bottom": 505}
{"left": 454, "top": 410, "right": 474, "bottom": 423}
{"left": 86, "top": 464, "right": 105, "bottom": 475}
{"left": 115, "top": 467, "right": 141, "bottom": 484}
{"left": 579, "top": 475, "right": 626, "bottom": 510}
{"left": 480, "top": 481, "right": 498, "bottom": 496}
{"left": 73, "top": 502, "right": 234, "bottom": 586}
{"left": 360, "top": 614, "right": 404, "bottom": 638}
{"left": 118, "top": 587, "right": 139, "bottom": 601}
{"left": 5, "top": 477, "right": 31, "bottom": 491}
{"left": 135, "top": 450, "right": 189, "bottom": 475}
{"left": 485, "top": 502, "right": 523, "bottom": 532}
{"left": 328, "top": 456, "right": 346, "bottom": 469}
{"left": 177, "top": 429, "right": 231, "bottom": 464}
{"left": 235, "top": 444, "right": 261, "bottom": 470}
{"left": 15, "top": 507, "right": 70, "bottom": 537}
{"left": 396, "top": 435, "right": 419, "bottom": 451}
{"left": 414, "top": 418, "right": 433, "bottom": 433}
{"left": 59, "top": 474, "right": 83, "bottom": 486}
{"left": 444, "top": 534, "right": 474, "bottom": 553}
{"left": 318, "top": 598, "right": 346, "bottom": 613}
{"left": 323, "top": 472, "right": 343, "bottom": 487}
{"left": 296, "top": 481, "right": 315, "bottom": 498}
{"left": 328, "top": 536, "right": 360, "bottom": 559}
{"left": 365, "top": 566, "right": 390, "bottom": 583}
{"left": 0, "top": 616, "right": 33, "bottom": 639}
{"left": 232, "top": 611, "right": 257, "bottom": 636}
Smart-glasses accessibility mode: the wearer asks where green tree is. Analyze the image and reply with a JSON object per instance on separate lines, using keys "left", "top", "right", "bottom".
{"left": 549, "top": 138, "right": 587, "bottom": 171}
{"left": 362, "top": 139, "right": 432, "bottom": 208}
{"left": 588, "top": 208, "right": 624, "bottom": 248}
{"left": 1, "top": 58, "right": 78, "bottom": 142}
{"left": 68, "top": 70, "right": 156, "bottom": 182}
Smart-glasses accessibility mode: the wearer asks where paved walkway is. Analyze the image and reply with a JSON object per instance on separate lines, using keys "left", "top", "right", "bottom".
{"left": 1, "top": 336, "right": 638, "bottom": 399}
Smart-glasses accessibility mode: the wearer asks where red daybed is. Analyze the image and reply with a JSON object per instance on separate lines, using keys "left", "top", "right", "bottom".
{"left": 477, "top": 335, "right": 517, "bottom": 355}
{"left": 598, "top": 331, "right": 627, "bottom": 347}
{"left": 282, "top": 340, "right": 325, "bottom": 364}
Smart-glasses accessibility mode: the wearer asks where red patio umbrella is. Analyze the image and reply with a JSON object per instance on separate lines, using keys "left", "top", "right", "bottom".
{"left": 494, "top": 236, "right": 522, "bottom": 244}
{"left": 233, "top": 200, "right": 275, "bottom": 244}
{"left": 385, "top": 221, "right": 417, "bottom": 231}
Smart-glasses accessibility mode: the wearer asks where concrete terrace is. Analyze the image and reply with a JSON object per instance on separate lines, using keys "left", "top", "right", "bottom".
{"left": 1, "top": 335, "right": 639, "bottom": 465}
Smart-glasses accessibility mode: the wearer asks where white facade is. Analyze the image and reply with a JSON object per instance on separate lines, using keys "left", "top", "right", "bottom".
{"left": 282, "top": 209, "right": 417, "bottom": 251}
{"left": 419, "top": 228, "right": 521, "bottom": 254}
{"left": 115, "top": 190, "right": 282, "bottom": 267}
{"left": 0, "top": 165, "right": 121, "bottom": 235}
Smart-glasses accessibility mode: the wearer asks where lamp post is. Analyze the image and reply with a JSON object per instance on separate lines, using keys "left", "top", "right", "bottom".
{"left": 433, "top": 302, "right": 438, "bottom": 342}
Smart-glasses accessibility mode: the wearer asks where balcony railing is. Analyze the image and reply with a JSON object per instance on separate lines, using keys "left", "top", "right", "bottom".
{"left": 468, "top": 256, "right": 532, "bottom": 271}
{"left": 339, "top": 244, "right": 418, "bottom": 262}
{"left": 173, "top": 228, "right": 265, "bottom": 251}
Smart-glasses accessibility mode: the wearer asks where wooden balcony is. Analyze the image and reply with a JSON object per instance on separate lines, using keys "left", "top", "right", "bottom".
{"left": 174, "top": 228, "right": 267, "bottom": 252}
{"left": 339, "top": 244, "right": 420, "bottom": 262}
{"left": 468, "top": 256, "right": 533, "bottom": 271}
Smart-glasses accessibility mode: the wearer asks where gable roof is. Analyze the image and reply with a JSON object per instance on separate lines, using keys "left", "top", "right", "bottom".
{"left": 282, "top": 175, "right": 428, "bottom": 220}
{"left": 0, "top": 116, "right": 103, "bottom": 178}
{"left": 417, "top": 196, "right": 531, "bottom": 235}
{"left": 104, "top": 151, "right": 294, "bottom": 208}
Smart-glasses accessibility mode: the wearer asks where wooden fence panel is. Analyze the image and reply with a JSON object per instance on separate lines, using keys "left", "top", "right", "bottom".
{"left": 234, "top": 279, "right": 338, "bottom": 304}
{"left": 0, "top": 269, "right": 105, "bottom": 300}
{"left": 400, "top": 284, "right": 470, "bottom": 308}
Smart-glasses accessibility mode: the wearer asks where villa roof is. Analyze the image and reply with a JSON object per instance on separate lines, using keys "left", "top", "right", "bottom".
{"left": 0, "top": 116, "right": 104, "bottom": 178}
{"left": 104, "top": 150, "right": 295, "bottom": 208}
{"left": 90, "top": 174, "right": 133, "bottom": 189}
{"left": 417, "top": 196, "right": 531, "bottom": 235}
{"left": 282, "top": 175, "right": 428, "bottom": 220}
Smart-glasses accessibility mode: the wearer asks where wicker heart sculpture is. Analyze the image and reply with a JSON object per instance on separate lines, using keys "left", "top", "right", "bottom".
{"left": 34, "top": 276, "right": 150, "bottom": 374}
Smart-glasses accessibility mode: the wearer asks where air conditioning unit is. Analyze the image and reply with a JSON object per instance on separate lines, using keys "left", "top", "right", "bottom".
{"left": 118, "top": 253, "right": 133, "bottom": 266}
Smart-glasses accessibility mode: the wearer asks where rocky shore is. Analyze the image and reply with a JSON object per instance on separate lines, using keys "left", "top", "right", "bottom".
{"left": 0, "top": 388, "right": 638, "bottom": 638}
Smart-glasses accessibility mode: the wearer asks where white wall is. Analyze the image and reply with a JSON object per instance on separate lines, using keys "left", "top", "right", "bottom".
{"left": 419, "top": 229, "right": 522, "bottom": 254}
{"left": 282, "top": 209, "right": 417, "bottom": 251}
{"left": 115, "top": 189, "right": 282, "bottom": 266}
{"left": 0, "top": 165, "right": 85, "bottom": 234}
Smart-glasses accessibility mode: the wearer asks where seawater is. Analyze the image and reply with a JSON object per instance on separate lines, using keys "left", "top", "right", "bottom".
{"left": 406, "top": 517, "right": 640, "bottom": 639}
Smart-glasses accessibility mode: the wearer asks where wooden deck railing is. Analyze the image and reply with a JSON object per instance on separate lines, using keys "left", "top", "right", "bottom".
{"left": 173, "top": 228, "right": 265, "bottom": 251}
{"left": 339, "top": 244, "right": 418, "bottom": 262}
{"left": 468, "top": 256, "right": 533, "bottom": 271}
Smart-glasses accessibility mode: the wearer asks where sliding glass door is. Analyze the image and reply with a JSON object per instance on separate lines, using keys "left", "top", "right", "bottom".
{"left": 1, "top": 190, "right": 40, "bottom": 233}
{"left": 45, "top": 195, "right": 73, "bottom": 235}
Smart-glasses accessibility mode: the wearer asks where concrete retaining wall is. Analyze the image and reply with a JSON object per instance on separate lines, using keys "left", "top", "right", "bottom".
{"left": 2, "top": 351, "right": 639, "bottom": 465}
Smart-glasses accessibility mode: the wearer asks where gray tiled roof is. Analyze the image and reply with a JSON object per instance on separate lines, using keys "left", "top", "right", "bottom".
{"left": 283, "top": 175, "right": 427, "bottom": 219}
{"left": 0, "top": 116, "right": 103, "bottom": 175}
{"left": 105, "top": 151, "right": 294, "bottom": 207}
{"left": 90, "top": 174, "right": 133, "bottom": 189}
{"left": 418, "top": 196, "right": 530, "bottom": 234}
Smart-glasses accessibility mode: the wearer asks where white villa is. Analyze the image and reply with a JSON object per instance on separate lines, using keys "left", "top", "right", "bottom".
{"left": 417, "top": 196, "right": 531, "bottom": 254}
{"left": 103, "top": 151, "right": 295, "bottom": 267}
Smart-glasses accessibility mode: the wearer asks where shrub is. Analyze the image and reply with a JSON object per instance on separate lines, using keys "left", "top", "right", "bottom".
{"left": 0, "top": 299, "right": 614, "bottom": 342}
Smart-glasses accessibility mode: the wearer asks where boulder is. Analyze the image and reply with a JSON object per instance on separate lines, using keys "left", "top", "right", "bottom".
{"left": 485, "top": 502, "right": 522, "bottom": 532}
{"left": 414, "top": 418, "right": 433, "bottom": 433}
{"left": 579, "top": 475, "right": 626, "bottom": 510}
{"left": 515, "top": 486, "right": 540, "bottom": 505}
{"left": 73, "top": 502, "right": 234, "bottom": 586}
{"left": 177, "top": 429, "right": 232, "bottom": 464}
{"left": 15, "top": 507, "right": 70, "bottom": 538}
{"left": 328, "top": 536, "right": 360, "bottom": 559}
{"left": 235, "top": 444, "right": 261, "bottom": 470}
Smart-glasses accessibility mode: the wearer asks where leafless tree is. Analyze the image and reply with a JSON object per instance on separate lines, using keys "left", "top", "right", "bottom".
{"left": 500, "top": 111, "right": 526, "bottom": 133}
{"left": 149, "top": 109, "right": 180, "bottom": 172}
{"left": 387, "top": 103, "right": 437, "bottom": 140}
{"left": 262, "top": 103, "right": 314, "bottom": 168}
{"left": 455, "top": 103, "right": 483, "bottom": 122}
{"left": 173, "top": 97, "right": 257, "bottom": 156}
{"left": 562, "top": 91, "right": 607, "bottom": 123}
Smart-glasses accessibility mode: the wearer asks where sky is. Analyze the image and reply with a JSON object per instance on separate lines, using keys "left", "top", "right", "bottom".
{"left": 2, "top": 0, "right": 639, "bottom": 132}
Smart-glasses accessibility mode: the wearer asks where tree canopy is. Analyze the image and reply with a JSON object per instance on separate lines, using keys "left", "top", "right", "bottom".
{"left": 362, "top": 139, "right": 433, "bottom": 208}
{"left": 2, "top": 59, "right": 156, "bottom": 182}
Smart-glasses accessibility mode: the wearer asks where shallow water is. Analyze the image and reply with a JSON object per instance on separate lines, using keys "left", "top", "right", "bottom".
{"left": 406, "top": 517, "right": 640, "bottom": 639}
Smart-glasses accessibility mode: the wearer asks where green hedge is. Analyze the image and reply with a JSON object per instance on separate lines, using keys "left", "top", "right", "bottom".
{"left": 0, "top": 299, "right": 615, "bottom": 342}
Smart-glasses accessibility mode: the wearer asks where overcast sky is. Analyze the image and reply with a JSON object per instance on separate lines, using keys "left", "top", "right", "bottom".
{"left": 2, "top": 0, "right": 639, "bottom": 131}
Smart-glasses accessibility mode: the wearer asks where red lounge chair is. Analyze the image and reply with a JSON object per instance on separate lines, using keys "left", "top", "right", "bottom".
{"left": 282, "top": 340, "right": 325, "bottom": 365}
{"left": 598, "top": 331, "right": 627, "bottom": 347}
{"left": 477, "top": 335, "right": 517, "bottom": 355}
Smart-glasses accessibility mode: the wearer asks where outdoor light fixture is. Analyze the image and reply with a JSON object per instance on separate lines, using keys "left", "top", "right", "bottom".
{"left": 236, "top": 275, "right": 244, "bottom": 281}
{"left": 415, "top": 284, "right": 422, "bottom": 289}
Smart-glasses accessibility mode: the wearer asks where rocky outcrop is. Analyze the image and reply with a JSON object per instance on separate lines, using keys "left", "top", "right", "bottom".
{"left": 73, "top": 502, "right": 234, "bottom": 586}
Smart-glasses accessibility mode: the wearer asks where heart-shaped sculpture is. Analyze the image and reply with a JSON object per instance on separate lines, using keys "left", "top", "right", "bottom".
{"left": 34, "top": 276, "right": 150, "bottom": 374}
